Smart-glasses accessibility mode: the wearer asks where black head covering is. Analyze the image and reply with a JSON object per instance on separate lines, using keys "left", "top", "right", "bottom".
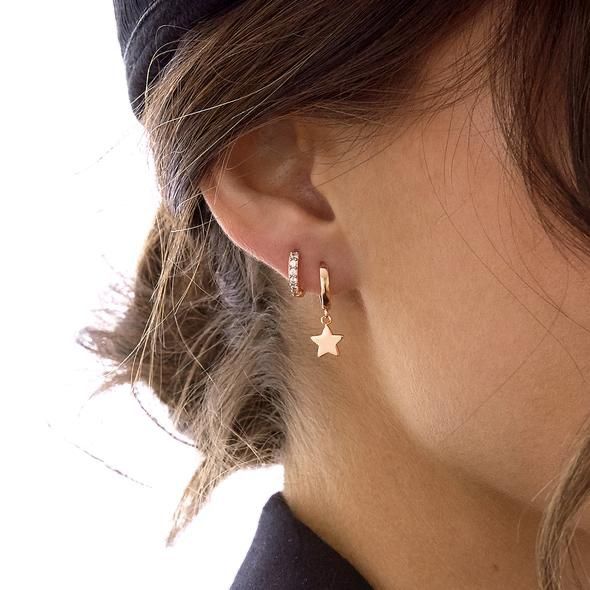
{"left": 112, "top": 0, "right": 243, "bottom": 118}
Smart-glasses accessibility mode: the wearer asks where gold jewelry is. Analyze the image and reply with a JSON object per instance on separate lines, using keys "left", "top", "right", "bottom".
{"left": 288, "top": 250, "right": 304, "bottom": 297}
{"left": 310, "top": 263, "right": 343, "bottom": 357}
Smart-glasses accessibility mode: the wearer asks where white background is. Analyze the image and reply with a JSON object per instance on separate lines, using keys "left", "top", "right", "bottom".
{"left": 1, "top": 2, "right": 283, "bottom": 588}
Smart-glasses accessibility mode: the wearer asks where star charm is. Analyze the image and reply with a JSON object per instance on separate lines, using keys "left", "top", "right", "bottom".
{"left": 310, "top": 324, "right": 343, "bottom": 357}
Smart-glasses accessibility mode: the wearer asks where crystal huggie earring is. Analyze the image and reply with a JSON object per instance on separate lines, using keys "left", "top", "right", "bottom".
{"left": 288, "top": 250, "right": 343, "bottom": 357}
{"left": 288, "top": 250, "right": 304, "bottom": 297}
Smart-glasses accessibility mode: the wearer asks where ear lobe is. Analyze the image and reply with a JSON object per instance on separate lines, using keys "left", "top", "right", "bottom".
{"left": 199, "top": 119, "right": 358, "bottom": 296}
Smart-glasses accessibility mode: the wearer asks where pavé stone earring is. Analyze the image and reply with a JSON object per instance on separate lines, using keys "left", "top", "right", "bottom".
{"left": 288, "top": 250, "right": 304, "bottom": 297}
{"left": 310, "top": 263, "right": 343, "bottom": 357}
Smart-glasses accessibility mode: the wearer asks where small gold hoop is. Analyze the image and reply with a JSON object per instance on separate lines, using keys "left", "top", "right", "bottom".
{"left": 319, "top": 264, "right": 330, "bottom": 310}
{"left": 320, "top": 314, "right": 332, "bottom": 325}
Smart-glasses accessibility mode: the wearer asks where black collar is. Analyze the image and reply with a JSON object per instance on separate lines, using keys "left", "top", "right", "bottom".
{"left": 230, "top": 491, "right": 373, "bottom": 589}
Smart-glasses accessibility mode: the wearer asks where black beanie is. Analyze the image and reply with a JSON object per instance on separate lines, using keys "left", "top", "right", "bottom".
{"left": 112, "top": 0, "right": 243, "bottom": 118}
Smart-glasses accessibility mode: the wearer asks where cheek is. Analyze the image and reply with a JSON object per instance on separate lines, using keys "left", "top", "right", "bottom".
{"left": 359, "top": 106, "right": 590, "bottom": 522}
{"left": 369, "top": 235, "right": 588, "bottom": 519}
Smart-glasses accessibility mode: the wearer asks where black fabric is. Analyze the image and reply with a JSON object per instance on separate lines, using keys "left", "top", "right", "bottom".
{"left": 112, "top": 0, "right": 243, "bottom": 117}
{"left": 230, "top": 491, "right": 373, "bottom": 590}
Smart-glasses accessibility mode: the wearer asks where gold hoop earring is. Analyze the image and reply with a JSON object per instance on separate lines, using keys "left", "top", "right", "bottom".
{"left": 310, "top": 263, "right": 343, "bottom": 357}
{"left": 288, "top": 250, "right": 304, "bottom": 297}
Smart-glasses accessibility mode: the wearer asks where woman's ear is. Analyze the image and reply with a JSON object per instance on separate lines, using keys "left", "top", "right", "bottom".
{"left": 199, "top": 117, "right": 359, "bottom": 296}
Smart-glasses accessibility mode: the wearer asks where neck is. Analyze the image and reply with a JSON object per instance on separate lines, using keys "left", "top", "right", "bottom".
{"left": 282, "top": 296, "right": 589, "bottom": 590}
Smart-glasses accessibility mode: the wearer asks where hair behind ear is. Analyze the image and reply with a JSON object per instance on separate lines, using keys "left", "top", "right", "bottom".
{"left": 79, "top": 199, "right": 292, "bottom": 544}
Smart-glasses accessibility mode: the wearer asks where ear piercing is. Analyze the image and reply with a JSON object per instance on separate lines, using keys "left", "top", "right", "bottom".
{"left": 288, "top": 250, "right": 343, "bottom": 357}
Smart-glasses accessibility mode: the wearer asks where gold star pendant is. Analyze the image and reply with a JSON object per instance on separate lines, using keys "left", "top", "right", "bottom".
{"left": 310, "top": 324, "right": 343, "bottom": 357}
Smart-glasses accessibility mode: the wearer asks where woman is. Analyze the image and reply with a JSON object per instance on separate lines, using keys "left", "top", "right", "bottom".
{"left": 87, "top": 0, "right": 590, "bottom": 588}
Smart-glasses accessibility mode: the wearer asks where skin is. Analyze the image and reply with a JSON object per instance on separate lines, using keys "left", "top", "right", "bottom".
{"left": 201, "top": 25, "right": 590, "bottom": 590}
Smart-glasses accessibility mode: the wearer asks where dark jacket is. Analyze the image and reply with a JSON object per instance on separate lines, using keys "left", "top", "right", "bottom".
{"left": 230, "top": 491, "right": 373, "bottom": 589}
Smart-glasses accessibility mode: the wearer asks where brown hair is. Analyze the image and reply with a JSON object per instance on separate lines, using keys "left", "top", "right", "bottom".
{"left": 80, "top": 1, "right": 590, "bottom": 587}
